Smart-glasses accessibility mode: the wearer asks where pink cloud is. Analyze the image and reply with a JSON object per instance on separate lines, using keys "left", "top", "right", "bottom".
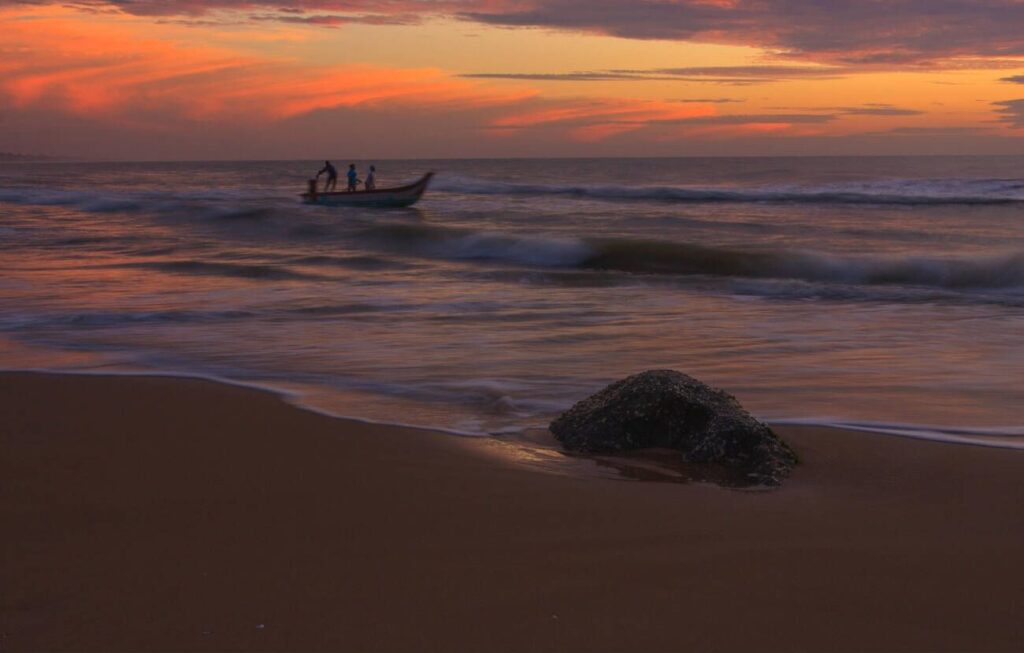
{"left": 0, "top": 8, "right": 535, "bottom": 125}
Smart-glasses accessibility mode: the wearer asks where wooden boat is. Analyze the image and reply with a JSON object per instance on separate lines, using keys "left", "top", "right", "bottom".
{"left": 301, "top": 172, "right": 433, "bottom": 208}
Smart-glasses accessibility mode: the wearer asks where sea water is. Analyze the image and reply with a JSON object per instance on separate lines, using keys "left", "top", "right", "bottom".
{"left": 1, "top": 156, "right": 1022, "bottom": 447}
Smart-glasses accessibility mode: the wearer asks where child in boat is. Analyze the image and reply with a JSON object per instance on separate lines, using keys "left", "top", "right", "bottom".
{"left": 365, "top": 165, "right": 376, "bottom": 191}
{"left": 346, "top": 164, "right": 361, "bottom": 192}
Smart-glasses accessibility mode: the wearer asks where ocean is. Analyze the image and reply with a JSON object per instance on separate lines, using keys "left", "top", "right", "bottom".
{"left": 1, "top": 156, "right": 1022, "bottom": 448}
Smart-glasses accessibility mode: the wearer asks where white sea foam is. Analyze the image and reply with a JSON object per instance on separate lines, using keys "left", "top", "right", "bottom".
{"left": 769, "top": 418, "right": 1024, "bottom": 450}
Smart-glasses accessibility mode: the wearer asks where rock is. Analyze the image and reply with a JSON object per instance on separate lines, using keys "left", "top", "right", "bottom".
{"left": 550, "top": 370, "right": 797, "bottom": 486}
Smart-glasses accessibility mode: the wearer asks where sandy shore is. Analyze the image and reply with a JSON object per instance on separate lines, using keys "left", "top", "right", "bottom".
{"left": 2, "top": 371, "right": 1023, "bottom": 652}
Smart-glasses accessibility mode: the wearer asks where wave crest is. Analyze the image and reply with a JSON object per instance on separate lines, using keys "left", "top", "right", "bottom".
{"left": 358, "top": 222, "right": 1024, "bottom": 292}
{"left": 585, "top": 240, "right": 1024, "bottom": 289}
{"left": 434, "top": 176, "right": 1024, "bottom": 206}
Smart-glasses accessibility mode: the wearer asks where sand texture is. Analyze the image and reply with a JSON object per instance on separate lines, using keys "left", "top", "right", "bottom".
{"left": 2, "top": 371, "right": 1023, "bottom": 652}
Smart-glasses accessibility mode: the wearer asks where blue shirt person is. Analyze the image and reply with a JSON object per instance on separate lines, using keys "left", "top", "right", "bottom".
{"left": 347, "top": 164, "right": 361, "bottom": 192}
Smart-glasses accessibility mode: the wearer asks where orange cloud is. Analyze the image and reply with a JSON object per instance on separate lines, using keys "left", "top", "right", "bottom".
{"left": 490, "top": 98, "right": 716, "bottom": 140}
{"left": 492, "top": 99, "right": 712, "bottom": 128}
{"left": 3, "top": 6, "right": 740, "bottom": 146}
{"left": 569, "top": 122, "right": 646, "bottom": 142}
{"left": 201, "top": 65, "right": 534, "bottom": 119}
{"left": 0, "top": 6, "right": 533, "bottom": 125}
{"left": 1, "top": 8, "right": 256, "bottom": 115}
{"left": 660, "top": 120, "right": 833, "bottom": 142}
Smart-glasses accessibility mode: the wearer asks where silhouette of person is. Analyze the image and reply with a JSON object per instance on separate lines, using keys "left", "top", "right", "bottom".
{"left": 317, "top": 161, "right": 337, "bottom": 191}
{"left": 365, "top": 165, "right": 376, "bottom": 191}
{"left": 347, "top": 164, "right": 361, "bottom": 192}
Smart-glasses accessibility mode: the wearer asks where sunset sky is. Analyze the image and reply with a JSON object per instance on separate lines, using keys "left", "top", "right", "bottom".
{"left": 3, "top": 0, "right": 1024, "bottom": 159}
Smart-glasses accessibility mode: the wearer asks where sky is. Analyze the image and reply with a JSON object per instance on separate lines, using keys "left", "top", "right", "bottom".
{"left": 2, "top": 0, "right": 1024, "bottom": 159}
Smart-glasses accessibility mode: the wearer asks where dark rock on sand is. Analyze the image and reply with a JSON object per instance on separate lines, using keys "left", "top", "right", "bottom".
{"left": 550, "top": 370, "right": 797, "bottom": 487}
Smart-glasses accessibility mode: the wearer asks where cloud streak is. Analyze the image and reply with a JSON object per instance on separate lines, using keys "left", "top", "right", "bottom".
{"left": 486, "top": 98, "right": 839, "bottom": 142}
{"left": 461, "top": 65, "right": 844, "bottom": 84}
{"left": 994, "top": 99, "right": 1024, "bottom": 128}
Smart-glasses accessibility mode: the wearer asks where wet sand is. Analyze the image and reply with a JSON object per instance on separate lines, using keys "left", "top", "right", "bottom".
{"left": 2, "top": 371, "right": 1023, "bottom": 652}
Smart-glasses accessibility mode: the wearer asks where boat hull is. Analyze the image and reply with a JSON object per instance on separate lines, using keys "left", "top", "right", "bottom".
{"left": 301, "top": 172, "right": 433, "bottom": 208}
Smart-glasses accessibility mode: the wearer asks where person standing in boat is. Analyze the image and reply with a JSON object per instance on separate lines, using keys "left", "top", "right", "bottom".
{"left": 365, "top": 165, "right": 376, "bottom": 191}
{"left": 316, "top": 160, "right": 338, "bottom": 191}
{"left": 346, "top": 164, "right": 361, "bottom": 192}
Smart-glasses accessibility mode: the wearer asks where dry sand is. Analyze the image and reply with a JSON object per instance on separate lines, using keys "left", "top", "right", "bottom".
{"left": 2, "top": 371, "right": 1023, "bottom": 652}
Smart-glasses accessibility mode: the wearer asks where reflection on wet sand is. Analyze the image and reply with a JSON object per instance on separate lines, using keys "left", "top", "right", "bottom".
{"left": 470, "top": 428, "right": 764, "bottom": 488}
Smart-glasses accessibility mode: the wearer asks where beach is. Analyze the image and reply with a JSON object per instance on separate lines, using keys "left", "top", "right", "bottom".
{"left": 3, "top": 371, "right": 1023, "bottom": 652}
{"left": 4, "top": 0, "right": 1024, "bottom": 647}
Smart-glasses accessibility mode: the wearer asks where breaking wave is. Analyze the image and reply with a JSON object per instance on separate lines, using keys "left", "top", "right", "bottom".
{"left": 360, "top": 223, "right": 1024, "bottom": 292}
{"left": 583, "top": 240, "right": 1024, "bottom": 290}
